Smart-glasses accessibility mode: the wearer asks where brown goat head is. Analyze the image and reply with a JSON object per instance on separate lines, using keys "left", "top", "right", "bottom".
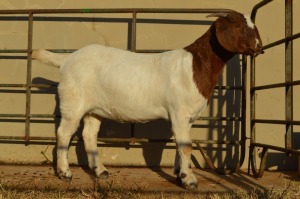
{"left": 208, "top": 11, "right": 264, "bottom": 57}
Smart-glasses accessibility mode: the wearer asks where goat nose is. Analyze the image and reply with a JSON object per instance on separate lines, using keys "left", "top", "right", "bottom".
{"left": 256, "top": 43, "right": 264, "bottom": 54}
{"left": 257, "top": 43, "right": 262, "bottom": 48}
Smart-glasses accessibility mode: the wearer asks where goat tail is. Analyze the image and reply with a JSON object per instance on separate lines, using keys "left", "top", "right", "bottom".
{"left": 32, "top": 49, "right": 68, "bottom": 68}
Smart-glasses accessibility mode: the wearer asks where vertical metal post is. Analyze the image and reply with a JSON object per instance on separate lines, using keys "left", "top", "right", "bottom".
{"left": 240, "top": 55, "right": 247, "bottom": 166}
{"left": 130, "top": 11, "right": 137, "bottom": 139}
{"left": 249, "top": 55, "right": 256, "bottom": 174}
{"left": 130, "top": 123, "right": 135, "bottom": 142}
{"left": 285, "top": 0, "right": 293, "bottom": 150}
{"left": 25, "top": 12, "right": 33, "bottom": 143}
{"left": 131, "top": 11, "right": 137, "bottom": 52}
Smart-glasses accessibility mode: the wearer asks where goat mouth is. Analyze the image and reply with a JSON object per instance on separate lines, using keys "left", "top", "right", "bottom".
{"left": 254, "top": 49, "right": 264, "bottom": 57}
{"left": 253, "top": 51, "right": 263, "bottom": 57}
{"left": 249, "top": 48, "right": 264, "bottom": 57}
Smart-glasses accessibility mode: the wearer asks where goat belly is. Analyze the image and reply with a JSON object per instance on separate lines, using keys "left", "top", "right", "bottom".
{"left": 89, "top": 103, "right": 168, "bottom": 123}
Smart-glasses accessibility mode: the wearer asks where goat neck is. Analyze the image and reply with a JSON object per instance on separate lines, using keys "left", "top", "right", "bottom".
{"left": 184, "top": 24, "right": 235, "bottom": 101}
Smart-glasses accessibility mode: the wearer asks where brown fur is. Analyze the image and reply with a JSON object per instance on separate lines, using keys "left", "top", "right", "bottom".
{"left": 184, "top": 24, "right": 234, "bottom": 101}
{"left": 185, "top": 12, "right": 263, "bottom": 101}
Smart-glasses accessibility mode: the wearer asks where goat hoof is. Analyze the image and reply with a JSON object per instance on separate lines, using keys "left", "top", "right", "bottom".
{"left": 98, "top": 170, "right": 109, "bottom": 179}
{"left": 59, "top": 174, "right": 73, "bottom": 182}
{"left": 183, "top": 182, "right": 198, "bottom": 190}
{"left": 58, "top": 169, "right": 73, "bottom": 182}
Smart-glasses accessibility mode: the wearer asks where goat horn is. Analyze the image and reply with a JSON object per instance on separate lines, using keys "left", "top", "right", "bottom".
{"left": 206, "top": 13, "right": 229, "bottom": 18}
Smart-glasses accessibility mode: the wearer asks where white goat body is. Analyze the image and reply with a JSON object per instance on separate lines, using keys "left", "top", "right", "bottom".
{"left": 34, "top": 45, "right": 207, "bottom": 123}
{"left": 32, "top": 11, "right": 263, "bottom": 190}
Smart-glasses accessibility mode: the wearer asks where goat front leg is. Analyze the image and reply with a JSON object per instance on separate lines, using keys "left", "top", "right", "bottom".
{"left": 82, "top": 115, "right": 108, "bottom": 178}
{"left": 171, "top": 115, "right": 198, "bottom": 190}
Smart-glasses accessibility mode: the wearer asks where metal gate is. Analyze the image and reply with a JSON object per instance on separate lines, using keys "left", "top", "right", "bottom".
{"left": 0, "top": 8, "right": 246, "bottom": 173}
{"left": 249, "top": 0, "right": 300, "bottom": 177}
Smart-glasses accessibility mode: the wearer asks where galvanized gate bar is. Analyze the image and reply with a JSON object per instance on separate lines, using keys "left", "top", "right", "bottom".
{"left": 249, "top": 0, "right": 300, "bottom": 178}
{"left": 131, "top": 11, "right": 137, "bottom": 52}
{"left": 25, "top": 11, "right": 33, "bottom": 143}
{"left": 0, "top": 8, "right": 233, "bottom": 14}
{"left": 240, "top": 55, "right": 248, "bottom": 168}
{"left": 250, "top": 0, "right": 273, "bottom": 22}
{"left": 0, "top": 114, "right": 243, "bottom": 121}
{"left": 196, "top": 142, "right": 240, "bottom": 175}
{"left": 262, "top": 32, "right": 300, "bottom": 50}
{"left": 252, "top": 119, "right": 300, "bottom": 125}
{"left": 251, "top": 80, "right": 300, "bottom": 91}
{"left": 0, "top": 8, "right": 245, "bottom": 173}
{"left": 0, "top": 136, "right": 240, "bottom": 145}
{"left": 285, "top": 0, "right": 293, "bottom": 151}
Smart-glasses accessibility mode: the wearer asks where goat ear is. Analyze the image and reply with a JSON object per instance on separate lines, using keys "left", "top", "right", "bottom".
{"left": 214, "top": 17, "right": 239, "bottom": 52}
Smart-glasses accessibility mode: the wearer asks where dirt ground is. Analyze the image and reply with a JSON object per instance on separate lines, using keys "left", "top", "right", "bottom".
{"left": 1, "top": 164, "right": 300, "bottom": 198}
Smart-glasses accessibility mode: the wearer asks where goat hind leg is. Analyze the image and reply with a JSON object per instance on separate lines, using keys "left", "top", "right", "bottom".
{"left": 82, "top": 115, "right": 108, "bottom": 179}
{"left": 56, "top": 117, "right": 80, "bottom": 181}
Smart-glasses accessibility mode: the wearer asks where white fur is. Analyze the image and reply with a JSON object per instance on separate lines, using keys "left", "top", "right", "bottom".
{"left": 244, "top": 14, "right": 255, "bottom": 29}
{"left": 255, "top": 38, "right": 260, "bottom": 48}
{"left": 32, "top": 49, "right": 66, "bottom": 68}
{"left": 58, "top": 45, "right": 207, "bottom": 122}
{"left": 33, "top": 44, "right": 207, "bottom": 188}
{"left": 33, "top": 10, "right": 263, "bottom": 190}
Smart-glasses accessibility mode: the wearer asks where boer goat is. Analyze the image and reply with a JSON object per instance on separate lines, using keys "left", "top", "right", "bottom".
{"left": 32, "top": 11, "right": 263, "bottom": 190}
